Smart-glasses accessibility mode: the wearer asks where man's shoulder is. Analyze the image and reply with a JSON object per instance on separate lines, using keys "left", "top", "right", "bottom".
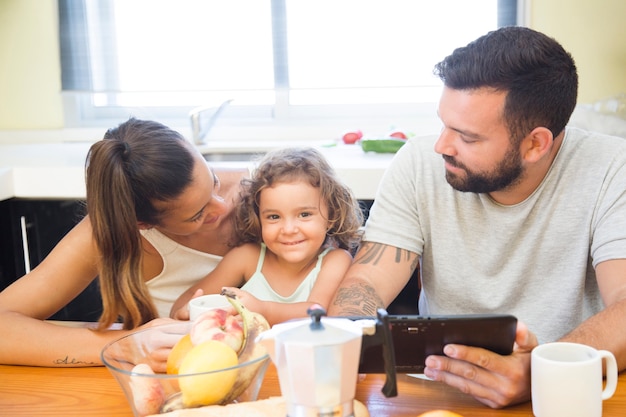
{"left": 565, "top": 126, "right": 626, "bottom": 147}
{"left": 561, "top": 127, "right": 626, "bottom": 165}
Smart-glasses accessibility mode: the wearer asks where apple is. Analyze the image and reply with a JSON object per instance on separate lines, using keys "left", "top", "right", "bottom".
{"left": 388, "top": 130, "right": 407, "bottom": 140}
{"left": 342, "top": 130, "right": 363, "bottom": 144}
{"left": 129, "top": 363, "right": 165, "bottom": 416}
{"left": 166, "top": 334, "right": 194, "bottom": 375}
{"left": 190, "top": 308, "right": 244, "bottom": 353}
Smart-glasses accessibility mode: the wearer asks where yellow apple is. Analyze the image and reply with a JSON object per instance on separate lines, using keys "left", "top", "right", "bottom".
{"left": 178, "top": 340, "right": 239, "bottom": 407}
{"left": 166, "top": 334, "right": 194, "bottom": 375}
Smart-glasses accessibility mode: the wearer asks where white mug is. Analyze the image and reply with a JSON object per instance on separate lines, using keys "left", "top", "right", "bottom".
{"left": 188, "top": 294, "right": 231, "bottom": 321}
{"left": 531, "top": 342, "right": 618, "bottom": 417}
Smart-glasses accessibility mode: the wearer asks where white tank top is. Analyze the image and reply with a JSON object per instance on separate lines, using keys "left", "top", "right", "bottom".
{"left": 141, "top": 228, "right": 222, "bottom": 317}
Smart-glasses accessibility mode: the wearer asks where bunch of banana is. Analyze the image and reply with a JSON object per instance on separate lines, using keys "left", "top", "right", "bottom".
{"left": 219, "top": 288, "right": 271, "bottom": 403}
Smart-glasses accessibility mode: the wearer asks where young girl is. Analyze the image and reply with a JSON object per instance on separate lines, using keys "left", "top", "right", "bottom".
{"left": 171, "top": 147, "right": 363, "bottom": 325}
{"left": 0, "top": 118, "right": 247, "bottom": 366}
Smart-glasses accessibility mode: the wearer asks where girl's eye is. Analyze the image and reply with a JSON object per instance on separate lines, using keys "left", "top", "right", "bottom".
{"left": 266, "top": 214, "right": 279, "bottom": 220}
{"left": 300, "top": 212, "right": 312, "bottom": 218}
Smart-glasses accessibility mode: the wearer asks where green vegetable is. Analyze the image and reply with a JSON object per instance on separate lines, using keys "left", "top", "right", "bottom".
{"left": 360, "top": 138, "right": 406, "bottom": 154}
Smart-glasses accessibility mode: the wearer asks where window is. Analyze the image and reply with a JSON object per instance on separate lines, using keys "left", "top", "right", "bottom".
{"left": 59, "top": 0, "right": 523, "bottom": 136}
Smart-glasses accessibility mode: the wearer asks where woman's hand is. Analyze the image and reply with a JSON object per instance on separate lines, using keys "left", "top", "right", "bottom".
{"left": 132, "top": 318, "right": 184, "bottom": 373}
{"left": 423, "top": 321, "right": 538, "bottom": 408}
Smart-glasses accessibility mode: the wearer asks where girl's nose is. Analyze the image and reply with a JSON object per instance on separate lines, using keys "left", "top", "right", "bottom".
{"left": 282, "top": 219, "right": 298, "bottom": 233}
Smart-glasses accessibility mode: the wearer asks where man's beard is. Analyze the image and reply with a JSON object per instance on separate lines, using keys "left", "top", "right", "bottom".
{"left": 443, "top": 145, "right": 523, "bottom": 194}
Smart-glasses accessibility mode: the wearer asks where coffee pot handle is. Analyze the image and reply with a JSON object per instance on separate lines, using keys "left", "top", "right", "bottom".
{"left": 375, "top": 308, "right": 398, "bottom": 398}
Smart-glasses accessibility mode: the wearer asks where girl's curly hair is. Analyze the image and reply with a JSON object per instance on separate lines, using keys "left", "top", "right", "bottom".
{"left": 233, "top": 147, "right": 363, "bottom": 251}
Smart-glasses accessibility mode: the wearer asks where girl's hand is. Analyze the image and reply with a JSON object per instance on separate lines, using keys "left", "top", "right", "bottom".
{"left": 171, "top": 288, "right": 204, "bottom": 320}
{"left": 221, "top": 287, "right": 262, "bottom": 314}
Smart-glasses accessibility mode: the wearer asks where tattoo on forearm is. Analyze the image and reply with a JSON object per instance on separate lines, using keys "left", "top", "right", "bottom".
{"left": 53, "top": 356, "right": 98, "bottom": 366}
{"left": 332, "top": 282, "right": 384, "bottom": 316}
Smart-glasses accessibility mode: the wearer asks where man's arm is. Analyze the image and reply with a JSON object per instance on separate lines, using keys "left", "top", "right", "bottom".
{"left": 423, "top": 259, "right": 626, "bottom": 408}
{"left": 560, "top": 259, "right": 626, "bottom": 370}
{"left": 328, "top": 242, "right": 419, "bottom": 316}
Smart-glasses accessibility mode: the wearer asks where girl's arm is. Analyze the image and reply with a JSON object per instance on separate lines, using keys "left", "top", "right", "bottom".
{"left": 226, "top": 248, "right": 353, "bottom": 325}
{"left": 0, "top": 217, "right": 170, "bottom": 366}
{"left": 169, "top": 244, "right": 258, "bottom": 318}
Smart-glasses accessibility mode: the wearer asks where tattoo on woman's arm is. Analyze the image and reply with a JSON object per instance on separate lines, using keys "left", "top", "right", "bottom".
{"left": 53, "top": 356, "right": 98, "bottom": 366}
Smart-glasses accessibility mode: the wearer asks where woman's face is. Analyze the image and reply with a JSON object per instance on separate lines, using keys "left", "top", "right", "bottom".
{"left": 151, "top": 153, "right": 229, "bottom": 236}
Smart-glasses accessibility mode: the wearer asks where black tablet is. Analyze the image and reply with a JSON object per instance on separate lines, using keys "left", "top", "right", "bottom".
{"left": 358, "top": 314, "right": 518, "bottom": 373}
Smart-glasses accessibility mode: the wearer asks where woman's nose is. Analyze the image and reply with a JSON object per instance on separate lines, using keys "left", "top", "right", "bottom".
{"left": 208, "top": 194, "right": 227, "bottom": 216}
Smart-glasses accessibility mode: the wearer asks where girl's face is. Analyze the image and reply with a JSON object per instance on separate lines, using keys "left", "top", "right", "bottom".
{"left": 152, "top": 154, "right": 228, "bottom": 236}
{"left": 258, "top": 180, "right": 330, "bottom": 264}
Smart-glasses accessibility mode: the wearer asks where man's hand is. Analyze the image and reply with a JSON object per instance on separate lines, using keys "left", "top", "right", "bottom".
{"left": 423, "top": 321, "right": 538, "bottom": 408}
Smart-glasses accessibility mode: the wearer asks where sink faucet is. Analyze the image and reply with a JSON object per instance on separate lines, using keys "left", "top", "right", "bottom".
{"left": 189, "top": 99, "right": 232, "bottom": 145}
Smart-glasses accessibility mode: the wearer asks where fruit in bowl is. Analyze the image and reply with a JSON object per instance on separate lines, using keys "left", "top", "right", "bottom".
{"left": 101, "top": 293, "right": 270, "bottom": 416}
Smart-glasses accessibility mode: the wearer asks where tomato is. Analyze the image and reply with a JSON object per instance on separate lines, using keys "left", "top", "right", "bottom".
{"left": 342, "top": 130, "right": 363, "bottom": 145}
{"left": 388, "top": 130, "right": 407, "bottom": 140}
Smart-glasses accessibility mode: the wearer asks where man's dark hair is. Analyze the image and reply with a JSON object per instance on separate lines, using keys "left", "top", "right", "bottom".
{"left": 434, "top": 26, "right": 578, "bottom": 142}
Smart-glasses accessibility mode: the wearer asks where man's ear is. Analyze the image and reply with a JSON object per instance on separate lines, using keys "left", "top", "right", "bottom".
{"left": 521, "top": 127, "right": 553, "bottom": 163}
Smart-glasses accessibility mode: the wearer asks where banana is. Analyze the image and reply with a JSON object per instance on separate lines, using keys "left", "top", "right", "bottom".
{"left": 218, "top": 288, "right": 271, "bottom": 403}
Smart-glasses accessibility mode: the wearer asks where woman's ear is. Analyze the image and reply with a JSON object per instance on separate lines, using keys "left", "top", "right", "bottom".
{"left": 137, "top": 221, "right": 153, "bottom": 230}
{"left": 521, "top": 127, "right": 554, "bottom": 163}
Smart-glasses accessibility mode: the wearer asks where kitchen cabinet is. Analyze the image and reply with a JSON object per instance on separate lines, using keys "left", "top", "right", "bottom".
{"left": 0, "top": 198, "right": 103, "bottom": 321}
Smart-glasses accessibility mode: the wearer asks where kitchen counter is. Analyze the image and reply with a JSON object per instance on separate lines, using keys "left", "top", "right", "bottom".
{"left": 0, "top": 141, "right": 401, "bottom": 201}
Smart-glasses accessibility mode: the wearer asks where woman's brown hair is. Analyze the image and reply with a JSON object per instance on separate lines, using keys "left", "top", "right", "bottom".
{"left": 85, "top": 118, "right": 195, "bottom": 330}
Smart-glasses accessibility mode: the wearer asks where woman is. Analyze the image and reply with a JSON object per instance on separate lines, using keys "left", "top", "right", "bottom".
{"left": 0, "top": 118, "right": 247, "bottom": 366}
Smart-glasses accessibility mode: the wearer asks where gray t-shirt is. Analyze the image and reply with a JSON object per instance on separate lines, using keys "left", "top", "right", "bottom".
{"left": 364, "top": 127, "right": 626, "bottom": 343}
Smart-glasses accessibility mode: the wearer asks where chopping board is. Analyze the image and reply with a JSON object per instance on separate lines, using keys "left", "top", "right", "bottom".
{"left": 152, "top": 396, "right": 369, "bottom": 417}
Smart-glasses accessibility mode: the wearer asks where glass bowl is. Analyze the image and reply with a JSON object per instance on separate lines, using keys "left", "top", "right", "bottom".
{"left": 101, "top": 321, "right": 270, "bottom": 416}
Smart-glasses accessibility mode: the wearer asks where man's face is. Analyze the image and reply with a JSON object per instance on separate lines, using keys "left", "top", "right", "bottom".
{"left": 435, "top": 87, "right": 524, "bottom": 194}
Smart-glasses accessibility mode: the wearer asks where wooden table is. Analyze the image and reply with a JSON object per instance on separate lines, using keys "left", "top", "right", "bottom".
{"left": 1, "top": 363, "right": 625, "bottom": 416}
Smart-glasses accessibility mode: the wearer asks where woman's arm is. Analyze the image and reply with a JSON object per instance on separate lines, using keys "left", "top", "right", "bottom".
{"left": 0, "top": 218, "right": 126, "bottom": 366}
